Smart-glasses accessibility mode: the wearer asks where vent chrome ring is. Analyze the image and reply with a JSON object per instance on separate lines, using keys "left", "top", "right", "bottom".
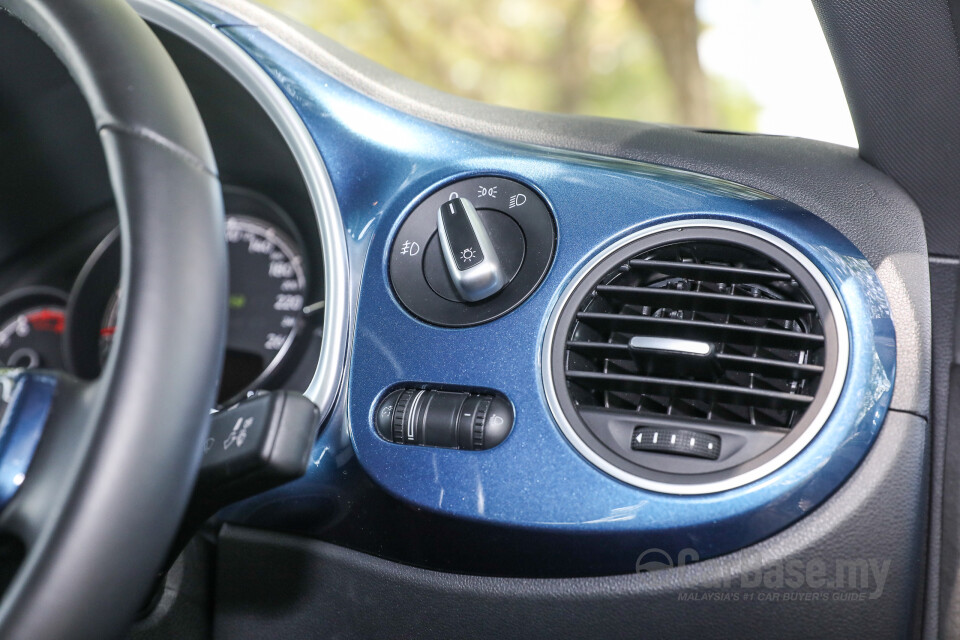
{"left": 542, "top": 219, "right": 849, "bottom": 495}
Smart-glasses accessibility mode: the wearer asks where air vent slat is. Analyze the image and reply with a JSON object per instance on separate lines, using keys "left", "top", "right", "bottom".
{"left": 716, "top": 353, "right": 822, "bottom": 378}
{"left": 627, "top": 259, "right": 792, "bottom": 284}
{"left": 566, "top": 370, "right": 814, "bottom": 410}
{"left": 575, "top": 312, "right": 823, "bottom": 350}
{"left": 594, "top": 285, "right": 815, "bottom": 319}
{"left": 565, "top": 341, "right": 823, "bottom": 380}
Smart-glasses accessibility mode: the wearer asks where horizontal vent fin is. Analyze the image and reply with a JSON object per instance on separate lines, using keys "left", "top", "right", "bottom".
{"left": 575, "top": 312, "right": 823, "bottom": 350}
{"left": 565, "top": 341, "right": 824, "bottom": 380}
{"left": 628, "top": 259, "right": 793, "bottom": 284}
{"left": 593, "top": 284, "right": 815, "bottom": 319}
{"left": 566, "top": 370, "right": 814, "bottom": 410}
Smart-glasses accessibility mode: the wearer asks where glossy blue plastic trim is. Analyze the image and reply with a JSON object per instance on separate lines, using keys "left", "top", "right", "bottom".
{"left": 0, "top": 372, "right": 56, "bottom": 509}
{"left": 169, "top": 0, "right": 895, "bottom": 573}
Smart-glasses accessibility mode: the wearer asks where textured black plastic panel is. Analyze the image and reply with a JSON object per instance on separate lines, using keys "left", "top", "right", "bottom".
{"left": 214, "top": 411, "right": 926, "bottom": 640}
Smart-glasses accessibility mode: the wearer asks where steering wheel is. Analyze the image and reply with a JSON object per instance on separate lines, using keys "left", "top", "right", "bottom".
{"left": 0, "top": 1, "right": 227, "bottom": 637}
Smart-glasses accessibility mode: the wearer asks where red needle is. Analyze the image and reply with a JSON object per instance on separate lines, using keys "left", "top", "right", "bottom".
{"left": 26, "top": 309, "right": 65, "bottom": 334}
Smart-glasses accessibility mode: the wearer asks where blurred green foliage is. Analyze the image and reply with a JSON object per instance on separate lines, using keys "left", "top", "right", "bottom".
{"left": 259, "top": 0, "right": 757, "bottom": 129}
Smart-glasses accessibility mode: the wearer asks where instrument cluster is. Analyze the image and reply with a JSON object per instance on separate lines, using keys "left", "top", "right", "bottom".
{"left": 0, "top": 187, "right": 322, "bottom": 406}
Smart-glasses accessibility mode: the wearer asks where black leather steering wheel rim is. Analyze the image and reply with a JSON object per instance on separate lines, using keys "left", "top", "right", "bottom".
{"left": 0, "top": 1, "right": 227, "bottom": 638}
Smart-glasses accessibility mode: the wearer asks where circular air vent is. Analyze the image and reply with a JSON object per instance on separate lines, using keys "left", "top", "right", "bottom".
{"left": 543, "top": 221, "right": 847, "bottom": 494}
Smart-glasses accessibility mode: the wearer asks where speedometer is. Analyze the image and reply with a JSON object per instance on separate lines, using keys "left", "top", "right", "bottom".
{"left": 69, "top": 188, "right": 317, "bottom": 405}
{"left": 97, "top": 214, "right": 308, "bottom": 404}
{"left": 220, "top": 215, "right": 307, "bottom": 402}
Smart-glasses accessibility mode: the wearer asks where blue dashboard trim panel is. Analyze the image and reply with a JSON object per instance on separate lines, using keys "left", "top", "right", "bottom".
{"left": 172, "top": 0, "right": 896, "bottom": 575}
{"left": 0, "top": 372, "right": 57, "bottom": 510}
